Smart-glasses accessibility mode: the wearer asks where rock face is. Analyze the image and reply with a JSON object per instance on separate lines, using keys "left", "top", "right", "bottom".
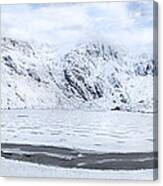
{"left": 1, "top": 37, "right": 157, "bottom": 112}
{"left": 59, "top": 42, "right": 157, "bottom": 112}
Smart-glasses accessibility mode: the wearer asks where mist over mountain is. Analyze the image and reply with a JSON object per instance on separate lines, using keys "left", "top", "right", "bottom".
{"left": 1, "top": 37, "right": 157, "bottom": 112}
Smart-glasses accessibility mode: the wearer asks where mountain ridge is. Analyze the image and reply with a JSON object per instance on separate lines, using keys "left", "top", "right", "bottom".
{"left": 1, "top": 37, "right": 157, "bottom": 112}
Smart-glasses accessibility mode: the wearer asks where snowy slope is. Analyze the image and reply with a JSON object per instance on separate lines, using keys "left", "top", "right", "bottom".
{"left": 1, "top": 37, "right": 157, "bottom": 112}
{"left": 1, "top": 37, "right": 62, "bottom": 109}
{"left": 59, "top": 42, "right": 156, "bottom": 112}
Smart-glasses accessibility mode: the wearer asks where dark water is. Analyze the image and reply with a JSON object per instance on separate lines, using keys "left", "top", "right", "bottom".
{"left": 1, "top": 143, "right": 158, "bottom": 170}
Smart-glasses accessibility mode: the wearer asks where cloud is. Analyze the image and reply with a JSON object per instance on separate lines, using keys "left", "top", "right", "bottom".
{"left": 1, "top": 1, "right": 153, "bottom": 53}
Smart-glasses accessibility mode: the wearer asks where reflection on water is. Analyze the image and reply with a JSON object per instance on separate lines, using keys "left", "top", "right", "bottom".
{"left": 1, "top": 109, "right": 155, "bottom": 153}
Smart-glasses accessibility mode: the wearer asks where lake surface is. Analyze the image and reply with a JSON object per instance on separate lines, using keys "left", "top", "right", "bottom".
{"left": 1, "top": 109, "right": 155, "bottom": 153}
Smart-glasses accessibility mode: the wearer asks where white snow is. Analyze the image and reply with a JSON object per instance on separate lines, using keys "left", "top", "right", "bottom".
{"left": 1, "top": 37, "right": 61, "bottom": 109}
{"left": 0, "top": 158, "right": 156, "bottom": 180}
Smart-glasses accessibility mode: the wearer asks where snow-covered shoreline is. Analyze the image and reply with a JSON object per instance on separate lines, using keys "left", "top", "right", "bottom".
{"left": 0, "top": 158, "right": 156, "bottom": 180}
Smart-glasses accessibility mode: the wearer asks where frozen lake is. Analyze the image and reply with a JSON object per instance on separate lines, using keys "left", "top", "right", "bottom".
{"left": 1, "top": 110, "right": 157, "bottom": 179}
{"left": 1, "top": 109, "right": 155, "bottom": 153}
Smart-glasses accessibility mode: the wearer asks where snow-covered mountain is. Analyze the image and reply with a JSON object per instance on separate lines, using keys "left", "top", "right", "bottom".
{"left": 1, "top": 37, "right": 157, "bottom": 112}
{"left": 59, "top": 42, "right": 157, "bottom": 112}
{"left": 1, "top": 37, "right": 61, "bottom": 109}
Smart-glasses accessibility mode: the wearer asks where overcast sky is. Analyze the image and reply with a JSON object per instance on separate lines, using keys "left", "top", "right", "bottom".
{"left": 1, "top": 1, "right": 153, "bottom": 53}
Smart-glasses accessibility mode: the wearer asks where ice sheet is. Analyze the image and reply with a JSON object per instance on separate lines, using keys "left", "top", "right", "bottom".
{"left": 1, "top": 109, "right": 155, "bottom": 153}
